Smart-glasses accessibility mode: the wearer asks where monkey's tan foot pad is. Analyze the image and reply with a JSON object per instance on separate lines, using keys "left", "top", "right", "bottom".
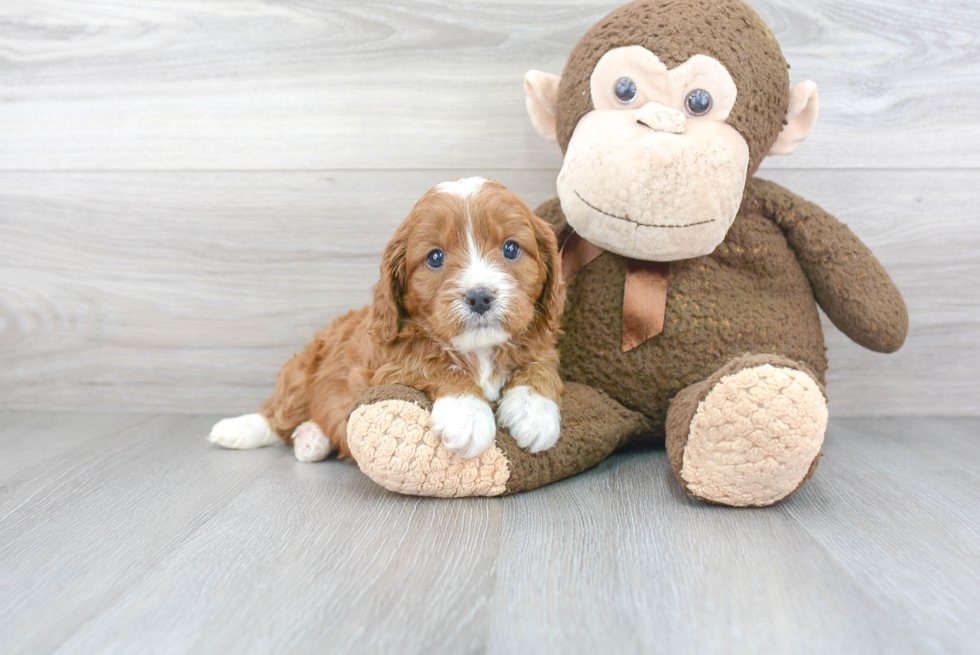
{"left": 347, "top": 399, "right": 509, "bottom": 497}
{"left": 668, "top": 363, "right": 828, "bottom": 507}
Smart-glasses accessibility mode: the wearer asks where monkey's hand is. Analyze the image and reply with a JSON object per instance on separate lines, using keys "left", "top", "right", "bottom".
{"left": 346, "top": 384, "right": 511, "bottom": 497}
{"left": 750, "top": 177, "right": 908, "bottom": 353}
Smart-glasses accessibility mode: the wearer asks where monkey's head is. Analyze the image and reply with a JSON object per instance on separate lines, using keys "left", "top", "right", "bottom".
{"left": 525, "top": 0, "right": 819, "bottom": 261}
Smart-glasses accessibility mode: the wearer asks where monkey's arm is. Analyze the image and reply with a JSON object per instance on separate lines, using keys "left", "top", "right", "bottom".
{"left": 749, "top": 177, "right": 908, "bottom": 353}
{"left": 346, "top": 382, "right": 651, "bottom": 497}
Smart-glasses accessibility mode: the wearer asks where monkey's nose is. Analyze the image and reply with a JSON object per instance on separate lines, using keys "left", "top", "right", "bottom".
{"left": 636, "top": 102, "right": 686, "bottom": 134}
{"left": 464, "top": 287, "right": 494, "bottom": 315}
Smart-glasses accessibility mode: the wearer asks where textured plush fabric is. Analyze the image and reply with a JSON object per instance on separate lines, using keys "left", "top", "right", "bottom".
{"left": 496, "top": 383, "right": 654, "bottom": 494}
{"left": 345, "top": 174, "right": 906, "bottom": 499}
{"left": 539, "top": 179, "right": 833, "bottom": 441}
{"left": 348, "top": 398, "right": 510, "bottom": 497}
{"left": 348, "top": 383, "right": 651, "bottom": 497}
{"left": 555, "top": 0, "right": 789, "bottom": 177}
{"left": 356, "top": 383, "right": 433, "bottom": 412}
{"left": 665, "top": 354, "right": 827, "bottom": 507}
{"left": 747, "top": 178, "right": 909, "bottom": 353}
{"left": 557, "top": 100, "right": 750, "bottom": 261}
{"left": 343, "top": 0, "right": 908, "bottom": 504}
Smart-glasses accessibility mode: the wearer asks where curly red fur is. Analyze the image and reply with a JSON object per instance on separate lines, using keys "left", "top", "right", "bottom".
{"left": 260, "top": 179, "right": 565, "bottom": 460}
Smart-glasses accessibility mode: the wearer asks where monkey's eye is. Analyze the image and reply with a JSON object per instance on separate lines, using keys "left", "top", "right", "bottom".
{"left": 502, "top": 240, "right": 522, "bottom": 260}
{"left": 684, "top": 89, "right": 713, "bottom": 116}
{"left": 614, "top": 77, "right": 637, "bottom": 104}
{"left": 426, "top": 249, "right": 445, "bottom": 269}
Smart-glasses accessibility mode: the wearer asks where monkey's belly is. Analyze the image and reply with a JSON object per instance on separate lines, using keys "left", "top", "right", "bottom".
{"left": 558, "top": 213, "right": 827, "bottom": 440}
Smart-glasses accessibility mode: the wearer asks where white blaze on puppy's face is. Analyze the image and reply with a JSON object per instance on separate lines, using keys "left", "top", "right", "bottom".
{"left": 436, "top": 176, "right": 488, "bottom": 199}
{"left": 450, "top": 188, "right": 515, "bottom": 353}
{"left": 399, "top": 178, "right": 552, "bottom": 354}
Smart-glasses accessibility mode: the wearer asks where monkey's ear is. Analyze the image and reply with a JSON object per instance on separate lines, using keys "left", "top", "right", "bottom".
{"left": 524, "top": 70, "right": 561, "bottom": 143}
{"left": 769, "top": 81, "right": 819, "bottom": 156}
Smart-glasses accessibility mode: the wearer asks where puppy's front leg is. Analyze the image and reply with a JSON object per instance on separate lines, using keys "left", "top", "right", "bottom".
{"left": 430, "top": 382, "right": 497, "bottom": 459}
{"left": 496, "top": 363, "right": 563, "bottom": 453}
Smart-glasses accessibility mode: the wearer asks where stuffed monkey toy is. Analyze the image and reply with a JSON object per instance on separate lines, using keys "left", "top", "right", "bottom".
{"left": 345, "top": 0, "right": 908, "bottom": 506}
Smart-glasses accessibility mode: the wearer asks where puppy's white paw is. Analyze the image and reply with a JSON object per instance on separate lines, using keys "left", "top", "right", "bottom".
{"left": 291, "top": 421, "right": 335, "bottom": 463}
{"left": 431, "top": 395, "right": 497, "bottom": 459}
{"left": 208, "top": 413, "right": 279, "bottom": 449}
{"left": 496, "top": 386, "right": 561, "bottom": 453}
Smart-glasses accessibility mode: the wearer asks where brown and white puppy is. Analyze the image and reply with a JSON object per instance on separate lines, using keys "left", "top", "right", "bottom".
{"left": 209, "top": 177, "right": 565, "bottom": 462}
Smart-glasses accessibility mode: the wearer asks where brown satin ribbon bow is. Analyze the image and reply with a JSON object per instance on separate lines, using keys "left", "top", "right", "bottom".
{"left": 560, "top": 232, "right": 670, "bottom": 353}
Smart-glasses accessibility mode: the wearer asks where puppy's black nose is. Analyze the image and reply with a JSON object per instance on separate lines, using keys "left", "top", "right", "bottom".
{"left": 464, "top": 288, "right": 494, "bottom": 315}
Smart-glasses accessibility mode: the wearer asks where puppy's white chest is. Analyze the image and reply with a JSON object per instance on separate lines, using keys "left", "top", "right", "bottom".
{"left": 472, "top": 348, "right": 505, "bottom": 402}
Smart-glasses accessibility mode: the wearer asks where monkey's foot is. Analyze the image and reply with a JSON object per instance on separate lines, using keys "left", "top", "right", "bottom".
{"left": 666, "top": 355, "right": 827, "bottom": 507}
{"left": 347, "top": 387, "right": 509, "bottom": 497}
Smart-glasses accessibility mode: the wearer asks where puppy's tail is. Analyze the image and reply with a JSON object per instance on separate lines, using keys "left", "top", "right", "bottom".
{"left": 208, "top": 413, "right": 280, "bottom": 450}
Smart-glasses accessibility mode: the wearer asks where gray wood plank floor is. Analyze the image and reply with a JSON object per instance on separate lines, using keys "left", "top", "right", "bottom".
{"left": 0, "top": 414, "right": 976, "bottom": 655}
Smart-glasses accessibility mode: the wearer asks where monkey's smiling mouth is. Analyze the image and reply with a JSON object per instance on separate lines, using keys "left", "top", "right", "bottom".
{"left": 574, "top": 190, "right": 716, "bottom": 228}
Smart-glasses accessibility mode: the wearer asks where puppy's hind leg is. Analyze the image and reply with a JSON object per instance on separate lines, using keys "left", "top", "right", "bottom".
{"left": 209, "top": 413, "right": 279, "bottom": 450}
{"left": 290, "top": 421, "right": 335, "bottom": 463}
{"left": 210, "top": 344, "right": 315, "bottom": 451}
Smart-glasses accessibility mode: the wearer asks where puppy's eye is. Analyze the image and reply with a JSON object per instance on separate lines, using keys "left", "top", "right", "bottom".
{"left": 425, "top": 249, "right": 445, "bottom": 269}
{"left": 502, "top": 240, "right": 522, "bottom": 261}
{"left": 614, "top": 77, "right": 637, "bottom": 104}
{"left": 684, "top": 89, "right": 713, "bottom": 116}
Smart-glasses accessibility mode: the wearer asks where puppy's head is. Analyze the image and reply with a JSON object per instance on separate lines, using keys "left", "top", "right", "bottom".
{"left": 370, "top": 177, "right": 564, "bottom": 351}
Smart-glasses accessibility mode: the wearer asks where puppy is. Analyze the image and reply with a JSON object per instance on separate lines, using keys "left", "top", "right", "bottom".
{"left": 209, "top": 177, "right": 565, "bottom": 462}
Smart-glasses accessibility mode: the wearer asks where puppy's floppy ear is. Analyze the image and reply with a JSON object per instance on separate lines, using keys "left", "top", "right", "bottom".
{"left": 369, "top": 223, "right": 410, "bottom": 345}
{"left": 531, "top": 212, "right": 566, "bottom": 332}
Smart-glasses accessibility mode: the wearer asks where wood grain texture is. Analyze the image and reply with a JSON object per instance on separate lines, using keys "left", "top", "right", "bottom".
{"left": 1, "top": 412, "right": 977, "bottom": 654}
{"left": 489, "top": 451, "right": 932, "bottom": 655}
{"left": 1, "top": 169, "right": 976, "bottom": 415}
{"left": 1, "top": 0, "right": 978, "bottom": 171}
{"left": 786, "top": 418, "right": 980, "bottom": 655}
{"left": 2, "top": 2, "right": 976, "bottom": 652}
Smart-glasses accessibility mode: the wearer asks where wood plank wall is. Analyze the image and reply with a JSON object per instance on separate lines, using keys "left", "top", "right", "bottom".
{"left": 1, "top": 0, "right": 978, "bottom": 416}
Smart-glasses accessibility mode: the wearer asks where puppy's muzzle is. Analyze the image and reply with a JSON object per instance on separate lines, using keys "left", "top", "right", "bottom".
{"left": 464, "top": 287, "right": 494, "bottom": 316}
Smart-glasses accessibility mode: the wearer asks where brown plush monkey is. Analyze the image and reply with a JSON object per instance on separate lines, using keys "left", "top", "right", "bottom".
{"left": 345, "top": 0, "right": 908, "bottom": 506}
